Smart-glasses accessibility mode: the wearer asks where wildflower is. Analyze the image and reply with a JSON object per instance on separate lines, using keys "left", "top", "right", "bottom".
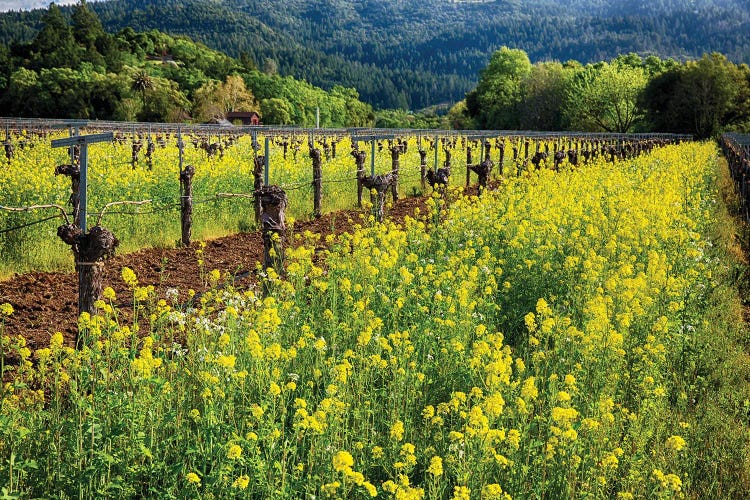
{"left": 521, "top": 377, "right": 538, "bottom": 400}
{"left": 524, "top": 312, "right": 536, "bottom": 332}
{"left": 49, "top": 331, "right": 64, "bottom": 350}
{"left": 484, "top": 393, "right": 505, "bottom": 418}
{"left": 102, "top": 287, "right": 116, "bottom": 301}
{"left": 600, "top": 452, "right": 619, "bottom": 469}
{"left": 427, "top": 456, "right": 443, "bottom": 476}
{"left": 363, "top": 481, "right": 378, "bottom": 497}
{"left": 218, "top": 333, "right": 231, "bottom": 347}
{"left": 507, "top": 429, "right": 521, "bottom": 449}
{"left": 557, "top": 390, "right": 572, "bottom": 403}
{"left": 452, "top": 486, "right": 471, "bottom": 500}
{"left": 382, "top": 481, "right": 397, "bottom": 494}
{"left": 0, "top": 303, "right": 13, "bottom": 316}
{"left": 536, "top": 298, "right": 552, "bottom": 316}
{"left": 321, "top": 481, "right": 340, "bottom": 497}
{"left": 481, "top": 484, "right": 508, "bottom": 499}
{"left": 652, "top": 469, "right": 682, "bottom": 493}
{"left": 121, "top": 267, "right": 138, "bottom": 288}
{"left": 333, "top": 450, "right": 354, "bottom": 472}
{"left": 232, "top": 475, "right": 249, "bottom": 489}
{"left": 448, "top": 431, "right": 464, "bottom": 441}
{"left": 227, "top": 444, "right": 242, "bottom": 459}
{"left": 390, "top": 420, "right": 405, "bottom": 442}
{"left": 185, "top": 472, "right": 201, "bottom": 485}
{"left": 400, "top": 443, "right": 417, "bottom": 467}
{"left": 215, "top": 355, "right": 236, "bottom": 369}
{"left": 551, "top": 406, "right": 579, "bottom": 426}
{"left": 665, "top": 435, "right": 687, "bottom": 452}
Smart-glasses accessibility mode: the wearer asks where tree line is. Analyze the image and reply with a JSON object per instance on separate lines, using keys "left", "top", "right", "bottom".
{"left": 2, "top": 0, "right": 748, "bottom": 111}
{"left": 454, "top": 48, "right": 750, "bottom": 139}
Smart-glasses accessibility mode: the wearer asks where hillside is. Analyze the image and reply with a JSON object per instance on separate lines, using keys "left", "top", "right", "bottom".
{"left": 1, "top": 0, "right": 749, "bottom": 109}
{"left": 0, "top": 3, "right": 374, "bottom": 126}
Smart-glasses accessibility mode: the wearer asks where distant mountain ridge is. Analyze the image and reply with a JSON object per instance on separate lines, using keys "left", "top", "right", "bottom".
{"left": 1, "top": 0, "right": 748, "bottom": 109}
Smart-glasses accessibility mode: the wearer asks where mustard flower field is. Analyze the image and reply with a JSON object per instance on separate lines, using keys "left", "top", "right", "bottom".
{"left": 2, "top": 141, "right": 750, "bottom": 498}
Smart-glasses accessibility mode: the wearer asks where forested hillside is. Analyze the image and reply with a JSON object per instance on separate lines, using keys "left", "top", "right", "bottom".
{"left": 1, "top": 0, "right": 747, "bottom": 109}
{"left": 0, "top": 3, "right": 374, "bottom": 126}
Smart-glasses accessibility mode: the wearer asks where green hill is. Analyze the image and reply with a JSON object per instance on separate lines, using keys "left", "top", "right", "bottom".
{"left": 1, "top": 0, "right": 749, "bottom": 110}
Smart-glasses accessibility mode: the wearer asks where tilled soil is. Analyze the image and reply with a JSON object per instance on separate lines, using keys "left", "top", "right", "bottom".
{"left": 0, "top": 196, "right": 427, "bottom": 350}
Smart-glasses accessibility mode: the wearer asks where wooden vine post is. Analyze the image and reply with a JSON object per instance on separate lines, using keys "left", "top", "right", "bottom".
{"left": 465, "top": 142, "right": 474, "bottom": 187}
{"left": 146, "top": 138, "right": 155, "bottom": 169}
{"left": 469, "top": 156, "right": 495, "bottom": 189}
{"left": 310, "top": 146, "right": 323, "bottom": 218}
{"left": 253, "top": 155, "right": 265, "bottom": 223}
{"left": 51, "top": 132, "right": 116, "bottom": 318}
{"left": 362, "top": 173, "right": 395, "bottom": 222}
{"left": 177, "top": 130, "right": 194, "bottom": 246}
{"left": 131, "top": 140, "right": 142, "bottom": 165}
{"left": 180, "top": 165, "right": 195, "bottom": 246}
{"left": 257, "top": 186, "right": 287, "bottom": 279}
{"left": 497, "top": 140, "right": 505, "bottom": 176}
{"left": 390, "top": 143, "right": 401, "bottom": 202}
{"left": 419, "top": 148, "right": 428, "bottom": 191}
{"left": 352, "top": 148, "right": 367, "bottom": 207}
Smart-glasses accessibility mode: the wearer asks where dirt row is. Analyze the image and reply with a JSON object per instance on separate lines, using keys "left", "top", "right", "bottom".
{"left": 0, "top": 196, "right": 427, "bottom": 351}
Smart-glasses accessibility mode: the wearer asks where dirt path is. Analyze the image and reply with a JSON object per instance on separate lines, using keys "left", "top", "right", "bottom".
{"left": 0, "top": 196, "right": 427, "bottom": 350}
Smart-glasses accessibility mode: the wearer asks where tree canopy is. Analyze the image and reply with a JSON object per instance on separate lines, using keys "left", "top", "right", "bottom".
{"left": 463, "top": 48, "right": 750, "bottom": 138}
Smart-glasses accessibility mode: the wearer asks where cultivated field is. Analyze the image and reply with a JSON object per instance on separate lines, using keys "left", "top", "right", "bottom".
{"left": 1, "top": 131, "right": 749, "bottom": 498}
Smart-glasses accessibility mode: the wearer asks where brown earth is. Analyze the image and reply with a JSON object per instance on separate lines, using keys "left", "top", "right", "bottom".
{"left": 0, "top": 196, "right": 428, "bottom": 351}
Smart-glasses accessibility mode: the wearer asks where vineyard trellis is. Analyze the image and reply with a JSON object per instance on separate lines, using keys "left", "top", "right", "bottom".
{"left": 721, "top": 133, "right": 750, "bottom": 222}
{"left": 1, "top": 116, "right": 692, "bottom": 321}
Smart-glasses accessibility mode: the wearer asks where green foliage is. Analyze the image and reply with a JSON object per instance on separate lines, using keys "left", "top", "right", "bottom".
{"left": 564, "top": 62, "right": 648, "bottom": 133}
{"left": 466, "top": 47, "right": 531, "bottom": 130}
{"left": 519, "top": 62, "right": 571, "bottom": 131}
{"left": 260, "top": 97, "right": 293, "bottom": 125}
{"left": 464, "top": 49, "right": 750, "bottom": 136}
{"left": 373, "top": 108, "right": 447, "bottom": 129}
{"left": 30, "top": 4, "right": 80, "bottom": 71}
{"left": 244, "top": 71, "right": 373, "bottom": 128}
{"left": 645, "top": 53, "right": 750, "bottom": 138}
{"left": 446, "top": 100, "right": 475, "bottom": 130}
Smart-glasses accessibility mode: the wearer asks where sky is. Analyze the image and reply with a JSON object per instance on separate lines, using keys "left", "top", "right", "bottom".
{"left": 0, "top": 1, "right": 102, "bottom": 12}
